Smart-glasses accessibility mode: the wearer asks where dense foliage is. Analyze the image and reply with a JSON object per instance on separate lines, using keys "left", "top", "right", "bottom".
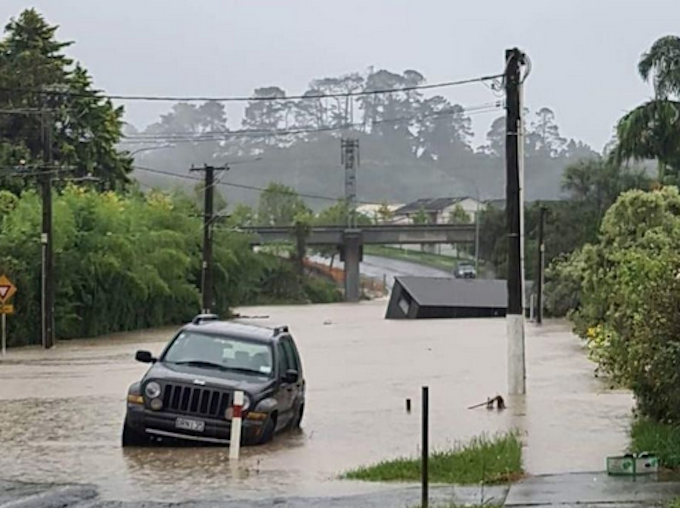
{"left": 0, "top": 187, "right": 339, "bottom": 346}
{"left": 553, "top": 187, "right": 680, "bottom": 422}
{"left": 480, "top": 158, "right": 651, "bottom": 283}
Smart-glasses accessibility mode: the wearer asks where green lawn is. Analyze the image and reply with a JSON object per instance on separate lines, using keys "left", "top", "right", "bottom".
{"left": 344, "top": 431, "right": 523, "bottom": 485}
{"left": 364, "top": 245, "right": 462, "bottom": 272}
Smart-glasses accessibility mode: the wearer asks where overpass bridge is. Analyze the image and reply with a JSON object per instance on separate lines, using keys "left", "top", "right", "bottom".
{"left": 239, "top": 224, "right": 477, "bottom": 302}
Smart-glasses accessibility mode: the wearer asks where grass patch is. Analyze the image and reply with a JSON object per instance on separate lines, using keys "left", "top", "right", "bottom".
{"left": 364, "top": 245, "right": 461, "bottom": 272}
{"left": 631, "top": 419, "right": 680, "bottom": 468}
{"left": 669, "top": 500, "right": 680, "bottom": 508}
{"left": 364, "top": 245, "right": 493, "bottom": 277}
{"left": 344, "top": 431, "right": 523, "bottom": 485}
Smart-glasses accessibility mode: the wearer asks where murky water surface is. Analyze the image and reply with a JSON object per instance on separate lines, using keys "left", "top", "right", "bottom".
{"left": 0, "top": 301, "right": 633, "bottom": 502}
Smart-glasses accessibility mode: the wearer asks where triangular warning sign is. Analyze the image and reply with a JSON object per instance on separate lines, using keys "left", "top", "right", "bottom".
{"left": 0, "top": 275, "right": 16, "bottom": 304}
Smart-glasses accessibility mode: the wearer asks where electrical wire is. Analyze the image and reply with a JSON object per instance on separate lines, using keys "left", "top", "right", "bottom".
{"left": 0, "top": 73, "right": 503, "bottom": 103}
{"left": 133, "top": 164, "right": 368, "bottom": 203}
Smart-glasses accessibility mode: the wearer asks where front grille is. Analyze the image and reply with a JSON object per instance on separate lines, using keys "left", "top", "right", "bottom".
{"left": 160, "top": 382, "right": 231, "bottom": 419}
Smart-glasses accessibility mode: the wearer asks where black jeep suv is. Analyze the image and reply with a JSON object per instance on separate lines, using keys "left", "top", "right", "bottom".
{"left": 122, "top": 314, "right": 305, "bottom": 447}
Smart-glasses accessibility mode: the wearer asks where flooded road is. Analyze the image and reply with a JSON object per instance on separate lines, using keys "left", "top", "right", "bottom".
{"left": 0, "top": 301, "right": 633, "bottom": 503}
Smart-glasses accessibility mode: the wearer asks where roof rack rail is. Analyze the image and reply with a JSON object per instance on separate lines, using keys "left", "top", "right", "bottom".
{"left": 273, "top": 325, "right": 289, "bottom": 336}
{"left": 192, "top": 314, "right": 219, "bottom": 325}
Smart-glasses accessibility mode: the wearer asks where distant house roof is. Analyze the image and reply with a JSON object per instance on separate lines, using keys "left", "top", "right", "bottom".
{"left": 484, "top": 198, "right": 506, "bottom": 209}
{"left": 394, "top": 197, "right": 476, "bottom": 215}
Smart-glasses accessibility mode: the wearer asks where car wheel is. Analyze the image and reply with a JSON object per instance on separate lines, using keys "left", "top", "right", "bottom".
{"left": 291, "top": 403, "right": 304, "bottom": 429}
{"left": 254, "top": 413, "right": 276, "bottom": 445}
{"left": 121, "top": 417, "right": 148, "bottom": 447}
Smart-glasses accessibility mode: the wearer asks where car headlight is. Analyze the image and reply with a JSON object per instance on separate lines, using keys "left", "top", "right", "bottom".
{"left": 145, "top": 381, "right": 161, "bottom": 399}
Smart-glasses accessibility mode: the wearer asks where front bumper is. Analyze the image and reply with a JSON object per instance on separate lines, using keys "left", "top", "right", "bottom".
{"left": 126, "top": 404, "right": 264, "bottom": 444}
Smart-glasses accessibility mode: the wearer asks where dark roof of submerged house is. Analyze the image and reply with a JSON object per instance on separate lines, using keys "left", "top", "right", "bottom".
{"left": 395, "top": 276, "right": 535, "bottom": 308}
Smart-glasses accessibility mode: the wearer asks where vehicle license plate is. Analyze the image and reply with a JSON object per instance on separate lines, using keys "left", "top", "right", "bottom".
{"left": 175, "top": 417, "right": 205, "bottom": 432}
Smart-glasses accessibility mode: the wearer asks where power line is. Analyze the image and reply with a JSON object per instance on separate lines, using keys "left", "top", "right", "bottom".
{"left": 133, "top": 164, "right": 369, "bottom": 204}
{"left": 121, "top": 103, "right": 503, "bottom": 145}
{"left": 0, "top": 73, "right": 503, "bottom": 103}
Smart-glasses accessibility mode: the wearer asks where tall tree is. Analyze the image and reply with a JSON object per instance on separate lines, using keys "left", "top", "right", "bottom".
{"left": 615, "top": 36, "right": 680, "bottom": 182}
{"left": 257, "top": 182, "right": 309, "bottom": 226}
{"left": 0, "top": 9, "right": 132, "bottom": 190}
{"left": 417, "top": 98, "right": 472, "bottom": 161}
{"left": 527, "top": 107, "right": 566, "bottom": 157}
{"left": 639, "top": 35, "right": 680, "bottom": 99}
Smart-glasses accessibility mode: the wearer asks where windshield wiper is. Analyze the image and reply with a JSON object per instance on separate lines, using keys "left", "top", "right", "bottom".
{"left": 223, "top": 366, "right": 267, "bottom": 376}
{"left": 171, "top": 361, "right": 265, "bottom": 376}
{"left": 172, "top": 360, "right": 229, "bottom": 371}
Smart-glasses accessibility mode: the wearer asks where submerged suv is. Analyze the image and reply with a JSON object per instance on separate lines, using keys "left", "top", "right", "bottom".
{"left": 122, "top": 314, "right": 305, "bottom": 447}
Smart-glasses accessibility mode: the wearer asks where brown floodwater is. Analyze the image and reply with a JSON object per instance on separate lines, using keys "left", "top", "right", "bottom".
{"left": 0, "top": 300, "right": 633, "bottom": 502}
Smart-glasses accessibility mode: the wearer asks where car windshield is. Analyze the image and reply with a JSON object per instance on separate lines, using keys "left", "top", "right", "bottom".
{"left": 163, "top": 331, "right": 274, "bottom": 377}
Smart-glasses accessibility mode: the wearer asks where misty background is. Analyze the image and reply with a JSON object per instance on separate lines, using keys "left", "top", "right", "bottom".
{"left": 2, "top": 0, "right": 675, "bottom": 208}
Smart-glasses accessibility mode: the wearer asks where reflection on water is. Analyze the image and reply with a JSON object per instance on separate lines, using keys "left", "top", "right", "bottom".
{"left": 0, "top": 301, "right": 633, "bottom": 501}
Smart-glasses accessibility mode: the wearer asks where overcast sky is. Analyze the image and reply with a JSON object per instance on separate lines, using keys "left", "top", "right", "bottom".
{"left": 2, "top": 1, "right": 677, "bottom": 150}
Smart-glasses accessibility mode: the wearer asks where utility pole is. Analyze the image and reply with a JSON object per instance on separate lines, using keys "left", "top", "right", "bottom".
{"left": 505, "top": 48, "right": 526, "bottom": 395}
{"left": 474, "top": 203, "right": 480, "bottom": 275}
{"left": 41, "top": 110, "right": 55, "bottom": 349}
{"left": 341, "top": 138, "right": 359, "bottom": 227}
{"left": 536, "top": 206, "right": 546, "bottom": 325}
{"left": 190, "top": 164, "right": 228, "bottom": 314}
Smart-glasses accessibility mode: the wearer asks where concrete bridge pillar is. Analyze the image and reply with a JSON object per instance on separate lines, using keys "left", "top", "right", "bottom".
{"left": 341, "top": 229, "right": 362, "bottom": 302}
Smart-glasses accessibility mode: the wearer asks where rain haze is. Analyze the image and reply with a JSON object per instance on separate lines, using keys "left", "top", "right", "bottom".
{"left": 5, "top": 2, "right": 680, "bottom": 507}
{"left": 0, "top": 0, "right": 674, "bottom": 149}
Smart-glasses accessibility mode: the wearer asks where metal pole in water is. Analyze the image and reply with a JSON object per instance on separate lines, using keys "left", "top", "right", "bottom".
{"left": 1, "top": 313, "right": 5, "bottom": 357}
{"left": 229, "top": 390, "right": 244, "bottom": 460}
{"left": 422, "top": 386, "right": 429, "bottom": 508}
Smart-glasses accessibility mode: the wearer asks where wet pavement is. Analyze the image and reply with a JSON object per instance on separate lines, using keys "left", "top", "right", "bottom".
{"left": 310, "top": 253, "right": 452, "bottom": 288}
{"left": 3, "top": 474, "right": 679, "bottom": 507}
{"left": 0, "top": 300, "right": 634, "bottom": 504}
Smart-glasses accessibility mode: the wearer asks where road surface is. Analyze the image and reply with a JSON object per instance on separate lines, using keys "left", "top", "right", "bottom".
{"left": 310, "top": 254, "right": 451, "bottom": 289}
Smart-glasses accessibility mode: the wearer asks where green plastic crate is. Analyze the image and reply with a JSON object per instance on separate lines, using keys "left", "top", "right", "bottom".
{"left": 607, "top": 453, "right": 659, "bottom": 476}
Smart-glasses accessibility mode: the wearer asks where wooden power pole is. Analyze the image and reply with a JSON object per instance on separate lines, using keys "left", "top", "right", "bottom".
{"left": 505, "top": 48, "right": 527, "bottom": 395}
{"left": 191, "top": 164, "right": 228, "bottom": 314}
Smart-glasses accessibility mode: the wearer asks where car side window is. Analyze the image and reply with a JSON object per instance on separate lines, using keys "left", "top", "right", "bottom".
{"left": 282, "top": 337, "right": 300, "bottom": 372}
{"left": 277, "top": 342, "right": 290, "bottom": 377}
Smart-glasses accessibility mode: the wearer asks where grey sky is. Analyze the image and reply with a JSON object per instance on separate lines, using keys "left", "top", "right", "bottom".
{"left": 2, "top": 1, "right": 676, "bottom": 150}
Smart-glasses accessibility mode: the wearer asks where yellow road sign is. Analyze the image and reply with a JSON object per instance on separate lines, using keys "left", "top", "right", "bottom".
{"left": 0, "top": 304, "right": 14, "bottom": 315}
{"left": 0, "top": 275, "right": 16, "bottom": 304}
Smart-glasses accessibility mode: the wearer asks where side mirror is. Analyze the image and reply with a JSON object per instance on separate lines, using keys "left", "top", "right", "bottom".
{"left": 135, "top": 350, "right": 156, "bottom": 363}
{"left": 284, "top": 369, "right": 299, "bottom": 384}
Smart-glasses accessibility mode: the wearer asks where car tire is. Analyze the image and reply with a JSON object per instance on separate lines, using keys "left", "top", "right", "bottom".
{"left": 255, "top": 414, "right": 276, "bottom": 445}
{"left": 121, "top": 417, "right": 148, "bottom": 447}
{"left": 291, "top": 403, "right": 304, "bottom": 429}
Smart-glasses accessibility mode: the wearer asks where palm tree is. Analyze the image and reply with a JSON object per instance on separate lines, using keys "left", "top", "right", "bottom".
{"left": 639, "top": 36, "right": 680, "bottom": 98}
{"left": 615, "top": 99, "right": 680, "bottom": 182}
{"left": 614, "top": 36, "right": 680, "bottom": 182}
